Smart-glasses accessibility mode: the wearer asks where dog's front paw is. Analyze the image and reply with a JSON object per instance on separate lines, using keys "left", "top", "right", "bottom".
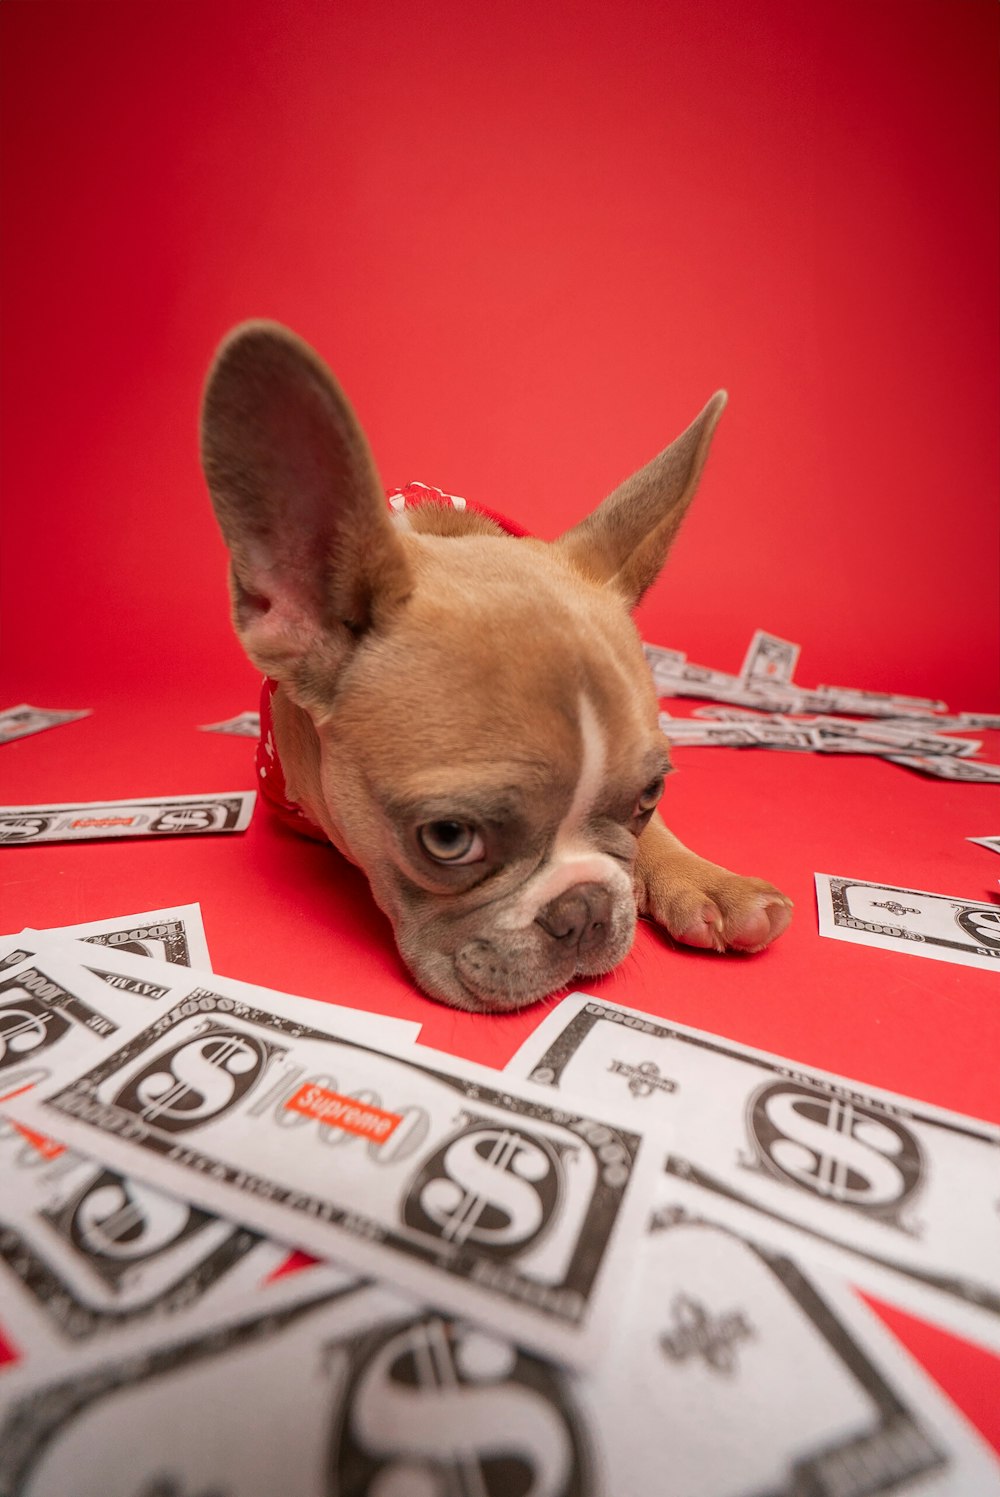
{"left": 636, "top": 818, "right": 792, "bottom": 954}
{"left": 645, "top": 869, "right": 792, "bottom": 953}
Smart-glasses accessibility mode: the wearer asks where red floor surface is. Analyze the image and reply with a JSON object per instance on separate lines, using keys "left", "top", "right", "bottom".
{"left": 2, "top": 0, "right": 998, "bottom": 1457}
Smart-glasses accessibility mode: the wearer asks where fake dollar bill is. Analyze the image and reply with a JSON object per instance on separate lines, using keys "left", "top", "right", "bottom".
{"left": 815, "top": 874, "right": 1000, "bottom": 973}
{"left": 886, "top": 755, "right": 1000, "bottom": 783}
{"left": 739, "top": 628, "right": 800, "bottom": 686}
{"left": 0, "top": 942, "right": 358, "bottom": 1364}
{"left": 0, "top": 948, "right": 657, "bottom": 1368}
{"left": 0, "top": 1105, "right": 294, "bottom": 1359}
{"left": 504, "top": 992, "right": 1000, "bottom": 1353}
{"left": 0, "top": 937, "right": 419, "bottom": 1110}
{"left": 645, "top": 632, "right": 952, "bottom": 719}
{"left": 9, "top": 903, "right": 213, "bottom": 969}
{"left": 659, "top": 710, "right": 984, "bottom": 762}
{"left": 0, "top": 792, "right": 256, "bottom": 844}
{"left": 2, "top": 1202, "right": 997, "bottom": 1497}
{"left": 0, "top": 705, "right": 92, "bottom": 746}
{"left": 197, "top": 711, "right": 261, "bottom": 738}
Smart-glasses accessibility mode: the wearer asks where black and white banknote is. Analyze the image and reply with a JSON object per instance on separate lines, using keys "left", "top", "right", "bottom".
{"left": 0, "top": 791, "right": 256, "bottom": 844}
{"left": 2, "top": 1204, "right": 997, "bottom": 1496}
{"left": 0, "top": 934, "right": 183, "bottom": 1005}
{"left": 0, "top": 1101, "right": 297, "bottom": 1361}
{"left": 197, "top": 711, "right": 261, "bottom": 738}
{"left": 0, "top": 940, "right": 399, "bottom": 1366}
{"left": 660, "top": 710, "right": 983, "bottom": 762}
{"left": 504, "top": 992, "right": 1000, "bottom": 1352}
{"left": 0, "top": 937, "right": 419, "bottom": 1113}
{"left": 808, "top": 719, "right": 978, "bottom": 758}
{"left": 0, "top": 939, "right": 180, "bottom": 1111}
{"left": 0, "top": 935, "right": 182, "bottom": 1004}
{"left": 739, "top": 628, "right": 800, "bottom": 686}
{"left": 0, "top": 936, "right": 417, "bottom": 1199}
{"left": 815, "top": 874, "right": 1000, "bottom": 973}
{"left": 815, "top": 684, "right": 947, "bottom": 715}
{"left": 596, "top": 1196, "right": 1000, "bottom": 1495}
{"left": 886, "top": 755, "right": 1000, "bottom": 784}
{"left": 644, "top": 631, "right": 950, "bottom": 720}
{"left": 9, "top": 903, "right": 213, "bottom": 970}
{"left": 0, "top": 705, "right": 91, "bottom": 746}
{"left": 969, "top": 836, "right": 1000, "bottom": 856}
{"left": 0, "top": 949, "right": 655, "bottom": 1368}
{"left": 0, "top": 1269, "right": 368, "bottom": 1496}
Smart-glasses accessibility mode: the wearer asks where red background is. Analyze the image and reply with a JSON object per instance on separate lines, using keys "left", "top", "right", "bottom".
{"left": 1, "top": 0, "right": 998, "bottom": 1451}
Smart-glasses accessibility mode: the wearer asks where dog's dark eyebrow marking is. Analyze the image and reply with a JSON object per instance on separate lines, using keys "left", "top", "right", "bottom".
{"left": 378, "top": 786, "right": 532, "bottom": 826}
{"left": 639, "top": 747, "right": 671, "bottom": 784}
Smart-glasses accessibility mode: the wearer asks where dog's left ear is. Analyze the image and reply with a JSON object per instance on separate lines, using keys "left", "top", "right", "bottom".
{"left": 554, "top": 391, "right": 727, "bottom": 607}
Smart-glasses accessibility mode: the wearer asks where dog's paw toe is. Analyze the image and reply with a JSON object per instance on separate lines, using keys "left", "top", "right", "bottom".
{"left": 650, "top": 876, "right": 792, "bottom": 955}
{"left": 722, "top": 890, "right": 793, "bottom": 952}
{"left": 672, "top": 901, "right": 728, "bottom": 952}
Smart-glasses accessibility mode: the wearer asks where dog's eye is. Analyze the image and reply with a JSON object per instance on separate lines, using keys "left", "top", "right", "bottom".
{"left": 417, "top": 820, "right": 485, "bottom": 865}
{"left": 635, "top": 776, "right": 665, "bottom": 815}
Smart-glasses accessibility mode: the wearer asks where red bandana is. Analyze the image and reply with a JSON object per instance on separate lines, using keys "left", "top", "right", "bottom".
{"left": 256, "top": 483, "right": 528, "bottom": 839}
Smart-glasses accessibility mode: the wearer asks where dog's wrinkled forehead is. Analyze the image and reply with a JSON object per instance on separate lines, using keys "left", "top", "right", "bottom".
{"left": 326, "top": 537, "right": 659, "bottom": 819}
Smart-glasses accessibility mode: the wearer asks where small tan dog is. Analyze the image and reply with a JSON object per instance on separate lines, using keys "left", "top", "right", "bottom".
{"left": 201, "top": 322, "right": 792, "bottom": 1011}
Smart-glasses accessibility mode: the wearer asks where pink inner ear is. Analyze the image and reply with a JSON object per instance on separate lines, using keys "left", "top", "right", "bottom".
{"left": 229, "top": 557, "right": 327, "bottom": 680}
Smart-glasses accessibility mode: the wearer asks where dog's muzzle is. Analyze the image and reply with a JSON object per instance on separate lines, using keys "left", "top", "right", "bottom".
{"left": 449, "top": 878, "right": 634, "bottom": 1012}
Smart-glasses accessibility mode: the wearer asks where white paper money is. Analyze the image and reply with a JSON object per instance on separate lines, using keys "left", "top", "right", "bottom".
{"left": 644, "top": 632, "right": 965, "bottom": 726}
{"left": 879, "top": 714, "right": 1000, "bottom": 733}
{"left": 0, "top": 705, "right": 91, "bottom": 746}
{"left": 817, "top": 685, "right": 947, "bottom": 713}
{"left": 643, "top": 644, "right": 691, "bottom": 695}
{"left": 887, "top": 755, "right": 1000, "bottom": 783}
{"left": 0, "top": 1282, "right": 406, "bottom": 1497}
{"left": 3, "top": 936, "right": 421, "bottom": 1059}
{"left": 3, "top": 1209, "right": 998, "bottom": 1497}
{"left": 0, "top": 1251, "right": 363, "bottom": 1473}
{"left": 661, "top": 710, "right": 982, "bottom": 761}
{"left": 0, "top": 1102, "right": 298, "bottom": 1360}
{"left": 0, "top": 792, "right": 256, "bottom": 844}
{"left": 815, "top": 874, "right": 1000, "bottom": 973}
{"left": 504, "top": 992, "right": 1000, "bottom": 1352}
{"left": 0, "top": 938, "right": 420, "bottom": 1128}
{"left": 809, "top": 718, "right": 980, "bottom": 757}
{"left": 969, "top": 836, "right": 1000, "bottom": 856}
{"left": 739, "top": 628, "right": 800, "bottom": 686}
{"left": 0, "top": 942, "right": 387, "bottom": 1364}
{"left": 0, "top": 951, "right": 656, "bottom": 1368}
{"left": 12, "top": 903, "right": 212, "bottom": 970}
{"left": 659, "top": 716, "right": 768, "bottom": 748}
{"left": 0, "top": 935, "right": 180, "bottom": 1006}
{"left": 589, "top": 1194, "right": 999, "bottom": 1497}
{"left": 957, "top": 713, "right": 1000, "bottom": 731}
{"left": 197, "top": 711, "right": 261, "bottom": 738}
{"left": 0, "top": 941, "right": 166, "bottom": 1108}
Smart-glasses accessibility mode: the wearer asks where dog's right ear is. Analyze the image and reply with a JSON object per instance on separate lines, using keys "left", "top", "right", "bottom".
{"left": 554, "top": 391, "right": 727, "bottom": 608}
{"left": 200, "top": 321, "right": 412, "bottom": 705}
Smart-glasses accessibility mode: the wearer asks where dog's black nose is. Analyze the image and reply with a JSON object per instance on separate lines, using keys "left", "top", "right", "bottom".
{"left": 535, "top": 883, "right": 612, "bottom": 955}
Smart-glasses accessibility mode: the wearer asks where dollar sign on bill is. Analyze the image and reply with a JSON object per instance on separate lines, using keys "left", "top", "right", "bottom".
{"left": 149, "top": 807, "right": 223, "bottom": 834}
{"left": 59, "top": 1168, "right": 207, "bottom": 1268}
{"left": 747, "top": 1082, "right": 923, "bottom": 1220}
{"left": 0, "top": 995, "right": 70, "bottom": 1070}
{"left": 334, "top": 1313, "right": 589, "bottom": 1497}
{"left": 112, "top": 1026, "right": 269, "bottom": 1132}
{"left": 957, "top": 906, "right": 1000, "bottom": 949}
{"left": 0, "top": 815, "right": 50, "bottom": 843}
{"left": 403, "top": 1120, "right": 562, "bottom": 1255}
